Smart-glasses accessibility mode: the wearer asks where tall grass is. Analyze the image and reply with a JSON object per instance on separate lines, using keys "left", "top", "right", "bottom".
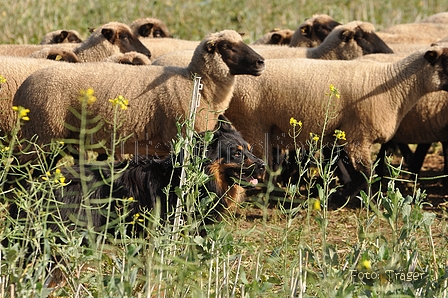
{"left": 1, "top": 0, "right": 448, "bottom": 44}
{"left": 1, "top": 81, "right": 446, "bottom": 296}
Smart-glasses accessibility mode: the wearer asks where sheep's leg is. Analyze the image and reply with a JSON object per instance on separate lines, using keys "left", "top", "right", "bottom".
{"left": 330, "top": 143, "right": 373, "bottom": 206}
{"left": 409, "top": 143, "right": 431, "bottom": 174}
{"left": 443, "top": 141, "right": 448, "bottom": 176}
{"left": 396, "top": 143, "right": 414, "bottom": 165}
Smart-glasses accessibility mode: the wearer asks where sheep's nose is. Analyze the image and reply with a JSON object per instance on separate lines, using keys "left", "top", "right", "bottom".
{"left": 257, "top": 59, "right": 265, "bottom": 67}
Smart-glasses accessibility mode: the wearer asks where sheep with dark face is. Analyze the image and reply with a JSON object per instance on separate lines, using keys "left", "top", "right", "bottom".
{"left": 14, "top": 30, "right": 265, "bottom": 163}
{"left": 129, "top": 17, "right": 172, "bottom": 38}
{"left": 289, "top": 14, "right": 341, "bottom": 47}
{"left": 102, "top": 51, "right": 152, "bottom": 65}
{"left": 253, "top": 28, "right": 295, "bottom": 45}
{"left": 27, "top": 47, "right": 80, "bottom": 62}
{"left": 39, "top": 29, "right": 83, "bottom": 44}
{"left": 0, "top": 22, "right": 151, "bottom": 62}
{"left": 224, "top": 47, "right": 448, "bottom": 199}
{"left": 152, "top": 21, "right": 392, "bottom": 67}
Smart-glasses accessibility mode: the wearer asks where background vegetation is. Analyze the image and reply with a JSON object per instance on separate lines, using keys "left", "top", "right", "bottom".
{"left": 1, "top": 1, "right": 448, "bottom": 297}
{"left": 1, "top": 0, "right": 448, "bottom": 44}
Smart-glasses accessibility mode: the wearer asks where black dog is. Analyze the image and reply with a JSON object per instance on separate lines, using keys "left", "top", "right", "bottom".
{"left": 8, "top": 115, "right": 265, "bottom": 240}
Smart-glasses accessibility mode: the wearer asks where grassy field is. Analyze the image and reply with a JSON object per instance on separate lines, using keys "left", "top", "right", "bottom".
{"left": 1, "top": 0, "right": 448, "bottom": 44}
{"left": 1, "top": 1, "right": 448, "bottom": 297}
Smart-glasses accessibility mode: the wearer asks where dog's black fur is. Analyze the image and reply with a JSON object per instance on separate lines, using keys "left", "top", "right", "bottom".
{"left": 8, "top": 115, "right": 265, "bottom": 241}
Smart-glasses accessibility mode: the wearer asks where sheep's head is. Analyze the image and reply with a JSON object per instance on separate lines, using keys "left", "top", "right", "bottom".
{"left": 130, "top": 18, "right": 172, "bottom": 38}
{"left": 98, "top": 22, "right": 152, "bottom": 59}
{"left": 204, "top": 30, "right": 265, "bottom": 76}
{"left": 46, "top": 49, "right": 80, "bottom": 63}
{"left": 254, "top": 28, "right": 294, "bottom": 45}
{"left": 352, "top": 22, "right": 394, "bottom": 54}
{"left": 290, "top": 14, "right": 341, "bottom": 47}
{"left": 40, "top": 30, "right": 83, "bottom": 44}
{"left": 425, "top": 46, "right": 448, "bottom": 91}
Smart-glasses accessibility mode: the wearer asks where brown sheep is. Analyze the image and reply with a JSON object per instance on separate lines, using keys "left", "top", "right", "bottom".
{"left": 289, "top": 14, "right": 341, "bottom": 47}
{"left": 0, "top": 22, "right": 151, "bottom": 62}
{"left": 376, "top": 22, "right": 448, "bottom": 44}
{"left": 27, "top": 47, "right": 80, "bottom": 62}
{"left": 13, "top": 30, "right": 265, "bottom": 163}
{"left": 39, "top": 29, "right": 83, "bottom": 44}
{"left": 224, "top": 47, "right": 448, "bottom": 199}
{"left": 129, "top": 17, "right": 172, "bottom": 38}
{"left": 252, "top": 28, "right": 295, "bottom": 45}
{"left": 102, "top": 51, "right": 152, "bottom": 65}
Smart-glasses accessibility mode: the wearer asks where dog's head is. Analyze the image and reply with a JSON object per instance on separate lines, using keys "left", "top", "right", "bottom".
{"left": 205, "top": 115, "right": 265, "bottom": 197}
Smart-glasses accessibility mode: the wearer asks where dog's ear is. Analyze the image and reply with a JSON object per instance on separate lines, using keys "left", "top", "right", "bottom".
{"left": 216, "top": 114, "right": 236, "bottom": 133}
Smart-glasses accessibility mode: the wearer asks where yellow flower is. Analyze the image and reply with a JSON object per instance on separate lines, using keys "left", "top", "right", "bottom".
{"left": 313, "top": 199, "right": 321, "bottom": 211}
{"left": 1, "top": 146, "right": 9, "bottom": 153}
{"left": 12, "top": 105, "right": 30, "bottom": 121}
{"left": 0, "top": 75, "right": 6, "bottom": 84}
{"left": 289, "top": 117, "right": 302, "bottom": 127}
{"left": 79, "top": 88, "right": 97, "bottom": 105}
{"left": 128, "top": 197, "right": 134, "bottom": 201}
{"left": 333, "top": 129, "right": 346, "bottom": 141}
{"left": 59, "top": 177, "right": 66, "bottom": 186}
{"left": 55, "top": 168, "right": 61, "bottom": 174}
{"left": 109, "top": 95, "right": 129, "bottom": 110}
{"left": 329, "top": 84, "right": 340, "bottom": 99}
{"left": 310, "top": 132, "right": 319, "bottom": 142}
{"left": 361, "top": 259, "right": 371, "bottom": 270}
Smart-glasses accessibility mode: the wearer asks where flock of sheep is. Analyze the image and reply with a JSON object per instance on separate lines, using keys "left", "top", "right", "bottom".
{"left": 2, "top": 12, "right": 448, "bottom": 201}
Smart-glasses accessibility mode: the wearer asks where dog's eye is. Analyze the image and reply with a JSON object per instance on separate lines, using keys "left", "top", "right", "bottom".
{"left": 235, "top": 151, "right": 242, "bottom": 157}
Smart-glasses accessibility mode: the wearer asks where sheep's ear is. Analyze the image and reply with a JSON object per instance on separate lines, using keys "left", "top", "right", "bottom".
{"left": 424, "top": 49, "right": 442, "bottom": 64}
{"left": 300, "top": 25, "right": 311, "bottom": 37}
{"left": 340, "top": 29, "right": 354, "bottom": 42}
{"left": 138, "top": 23, "right": 154, "bottom": 37}
{"left": 88, "top": 27, "right": 96, "bottom": 34}
{"left": 102, "top": 28, "right": 117, "bottom": 43}
{"left": 206, "top": 40, "right": 217, "bottom": 53}
{"left": 56, "top": 31, "right": 69, "bottom": 43}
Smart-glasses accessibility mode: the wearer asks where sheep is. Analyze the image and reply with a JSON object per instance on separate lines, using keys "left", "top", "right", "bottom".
{"left": 152, "top": 21, "right": 393, "bottom": 67}
{"left": 39, "top": 29, "right": 83, "bottom": 44}
{"left": 129, "top": 17, "right": 172, "bottom": 38}
{"left": 358, "top": 52, "right": 448, "bottom": 176}
{"left": 13, "top": 30, "right": 265, "bottom": 163}
{"left": 418, "top": 12, "right": 448, "bottom": 24}
{"left": 376, "top": 22, "right": 448, "bottom": 44}
{"left": 140, "top": 37, "right": 200, "bottom": 60}
{"left": 0, "top": 22, "right": 151, "bottom": 62}
{"left": 102, "top": 51, "right": 152, "bottom": 65}
{"left": 289, "top": 14, "right": 341, "bottom": 47}
{"left": 253, "top": 21, "right": 393, "bottom": 59}
{"left": 27, "top": 47, "right": 80, "bottom": 62}
{"left": 252, "top": 28, "right": 295, "bottom": 45}
{"left": 223, "top": 46, "right": 448, "bottom": 199}
{"left": 0, "top": 56, "right": 80, "bottom": 135}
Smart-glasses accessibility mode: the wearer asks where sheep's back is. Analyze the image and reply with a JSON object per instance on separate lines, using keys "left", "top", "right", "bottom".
{"left": 14, "top": 62, "right": 192, "bottom": 145}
